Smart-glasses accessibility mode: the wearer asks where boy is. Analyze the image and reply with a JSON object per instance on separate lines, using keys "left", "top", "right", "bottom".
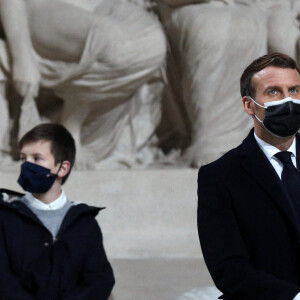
{"left": 0, "top": 123, "right": 115, "bottom": 300}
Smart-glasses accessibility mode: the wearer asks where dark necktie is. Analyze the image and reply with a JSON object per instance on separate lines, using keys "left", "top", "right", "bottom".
{"left": 275, "top": 151, "right": 300, "bottom": 219}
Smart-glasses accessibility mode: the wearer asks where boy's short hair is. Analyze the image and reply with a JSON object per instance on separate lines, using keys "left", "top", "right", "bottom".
{"left": 19, "top": 123, "right": 76, "bottom": 184}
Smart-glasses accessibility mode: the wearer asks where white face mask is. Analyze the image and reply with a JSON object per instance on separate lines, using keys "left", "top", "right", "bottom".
{"left": 249, "top": 96, "right": 300, "bottom": 109}
{"left": 248, "top": 96, "right": 300, "bottom": 137}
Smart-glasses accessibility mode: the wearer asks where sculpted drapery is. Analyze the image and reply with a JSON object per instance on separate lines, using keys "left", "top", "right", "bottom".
{"left": 0, "top": 0, "right": 300, "bottom": 169}
{"left": 0, "top": 0, "right": 166, "bottom": 169}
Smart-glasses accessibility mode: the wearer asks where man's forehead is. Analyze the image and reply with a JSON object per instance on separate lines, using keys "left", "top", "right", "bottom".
{"left": 252, "top": 66, "right": 300, "bottom": 88}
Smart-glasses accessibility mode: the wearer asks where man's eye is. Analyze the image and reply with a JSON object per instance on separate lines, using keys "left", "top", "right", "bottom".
{"left": 269, "top": 90, "right": 277, "bottom": 95}
{"left": 20, "top": 157, "right": 26, "bottom": 162}
{"left": 34, "top": 157, "right": 41, "bottom": 162}
{"left": 289, "top": 88, "right": 298, "bottom": 94}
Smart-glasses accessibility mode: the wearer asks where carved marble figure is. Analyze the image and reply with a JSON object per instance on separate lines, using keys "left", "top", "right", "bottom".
{"left": 258, "top": 0, "right": 299, "bottom": 59}
{"left": 0, "top": 0, "right": 166, "bottom": 168}
{"left": 158, "top": 0, "right": 300, "bottom": 167}
{"left": 158, "top": 0, "right": 268, "bottom": 167}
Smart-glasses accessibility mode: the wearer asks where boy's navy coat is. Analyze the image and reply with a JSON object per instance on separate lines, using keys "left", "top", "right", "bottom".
{"left": 198, "top": 129, "right": 300, "bottom": 300}
{"left": 0, "top": 189, "right": 115, "bottom": 300}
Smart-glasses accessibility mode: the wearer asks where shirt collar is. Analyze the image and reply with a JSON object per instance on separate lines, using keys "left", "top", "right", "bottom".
{"left": 25, "top": 189, "right": 67, "bottom": 210}
{"left": 254, "top": 131, "right": 297, "bottom": 160}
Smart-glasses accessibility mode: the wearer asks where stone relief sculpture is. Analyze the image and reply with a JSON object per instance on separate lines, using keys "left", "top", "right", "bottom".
{"left": 157, "top": 0, "right": 300, "bottom": 167}
{"left": 258, "top": 0, "right": 299, "bottom": 59}
{"left": 1, "top": 0, "right": 300, "bottom": 170}
{"left": 0, "top": 0, "right": 41, "bottom": 167}
{"left": 0, "top": 0, "right": 166, "bottom": 169}
{"left": 157, "top": 0, "right": 268, "bottom": 167}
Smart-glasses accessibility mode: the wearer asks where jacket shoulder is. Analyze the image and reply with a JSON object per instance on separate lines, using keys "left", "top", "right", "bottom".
{"left": 0, "top": 189, "right": 24, "bottom": 204}
{"left": 199, "top": 144, "right": 242, "bottom": 177}
{"left": 66, "top": 202, "right": 105, "bottom": 223}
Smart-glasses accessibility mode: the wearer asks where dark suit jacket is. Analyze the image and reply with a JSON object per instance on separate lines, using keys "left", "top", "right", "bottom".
{"left": 198, "top": 129, "right": 300, "bottom": 300}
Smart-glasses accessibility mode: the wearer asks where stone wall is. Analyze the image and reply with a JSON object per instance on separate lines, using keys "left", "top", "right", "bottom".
{"left": 0, "top": 169, "right": 199, "bottom": 259}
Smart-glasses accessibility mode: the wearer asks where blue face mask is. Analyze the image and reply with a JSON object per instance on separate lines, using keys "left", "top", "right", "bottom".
{"left": 17, "top": 162, "right": 58, "bottom": 193}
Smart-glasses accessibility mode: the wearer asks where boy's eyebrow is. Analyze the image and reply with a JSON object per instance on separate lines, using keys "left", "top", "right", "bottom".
{"left": 19, "top": 152, "right": 44, "bottom": 156}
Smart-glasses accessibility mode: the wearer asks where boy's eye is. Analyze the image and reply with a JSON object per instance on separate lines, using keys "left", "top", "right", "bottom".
{"left": 20, "top": 157, "right": 26, "bottom": 162}
{"left": 34, "top": 157, "right": 41, "bottom": 162}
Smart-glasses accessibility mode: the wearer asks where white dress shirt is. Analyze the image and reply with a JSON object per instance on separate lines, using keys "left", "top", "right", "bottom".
{"left": 24, "top": 189, "right": 67, "bottom": 210}
{"left": 254, "top": 132, "right": 297, "bottom": 179}
{"left": 254, "top": 132, "right": 300, "bottom": 300}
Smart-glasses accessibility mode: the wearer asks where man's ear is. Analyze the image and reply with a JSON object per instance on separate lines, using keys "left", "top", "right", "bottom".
{"left": 57, "top": 161, "right": 71, "bottom": 179}
{"left": 242, "top": 96, "right": 255, "bottom": 116}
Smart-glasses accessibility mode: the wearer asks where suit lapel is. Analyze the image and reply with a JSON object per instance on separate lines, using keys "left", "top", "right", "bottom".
{"left": 240, "top": 129, "right": 300, "bottom": 235}
{"left": 296, "top": 133, "right": 300, "bottom": 170}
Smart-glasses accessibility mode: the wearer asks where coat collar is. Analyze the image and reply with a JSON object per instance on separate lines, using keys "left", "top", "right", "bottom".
{"left": 0, "top": 189, "right": 104, "bottom": 235}
{"left": 240, "top": 129, "right": 300, "bottom": 235}
{"left": 57, "top": 203, "right": 104, "bottom": 236}
{"left": 296, "top": 133, "right": 300, "bottom": 169}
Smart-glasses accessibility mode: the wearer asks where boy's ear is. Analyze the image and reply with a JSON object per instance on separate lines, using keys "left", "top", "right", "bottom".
{"left": 57, "top": 160, "right": 71, "bottom": 179}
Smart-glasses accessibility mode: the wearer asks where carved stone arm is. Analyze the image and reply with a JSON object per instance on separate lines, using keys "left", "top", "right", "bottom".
{"left": 0, "top": 0, "right": 33, "bottom": 63}
{"left": 156, "top": 0, "right": 233, "bottom": 7}
{"left": 0, "top": 0, "right": 40, "bottom": 99}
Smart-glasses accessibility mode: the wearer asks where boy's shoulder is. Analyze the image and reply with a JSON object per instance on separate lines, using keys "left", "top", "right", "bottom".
{"left": 0, "top": 189, "right": 25, "bottom": 216}
{"left": 68, "top": 201, "right": 105, "bottom": 218}
{"left": 0, "top": 189, "right": 105, "bottom": 220}
{"left": 0, "top": 189, "right": 26, "bottom": 214}
{"left": 0, "top": 188, "right": 24, "bottom": 204}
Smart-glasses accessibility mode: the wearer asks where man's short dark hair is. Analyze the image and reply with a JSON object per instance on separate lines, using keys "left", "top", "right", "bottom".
{"left": 240, "top": 52, "right": 300, "bottom": 98}
{"left": 19, "top": 123, "right": 76, "bottom": 184}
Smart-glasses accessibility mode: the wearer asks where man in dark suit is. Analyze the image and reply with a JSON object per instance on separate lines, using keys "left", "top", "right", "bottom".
{"left": 198, "top": 53, "right": 300, "bottom": 300}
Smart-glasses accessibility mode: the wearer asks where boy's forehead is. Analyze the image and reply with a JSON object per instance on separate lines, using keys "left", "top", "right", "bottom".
{"left": 20, "top": 140, "right": 52, "bottom": 153}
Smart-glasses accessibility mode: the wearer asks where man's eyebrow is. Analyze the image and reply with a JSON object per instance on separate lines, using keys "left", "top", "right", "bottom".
{"left": 262, "top": 85, "right": 280, "bottom": 94}
{"left": 264, "top": 85, "right": 280, "bottom": 91}
{"left": 289, "top": 84, "right": 300, "bottom": 89}
{"left": 262, "top": 85, "right": 300, "bottom": 95}
{"left": 264, "top": 84, "right": 300, "bottom": 90}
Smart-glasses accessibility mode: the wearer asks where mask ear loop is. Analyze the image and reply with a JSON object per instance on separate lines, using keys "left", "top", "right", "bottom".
{"left": 247, "top": 96, "right": 265, "bottom": 123}
{"left": 46, "top": 163, "right": 62, "bottom": 179}
{"left": 53, "top": 162, "right": 63, "bottom": 177}
{"left": 247, "top": 96, "right": 265, "bottom": 108}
